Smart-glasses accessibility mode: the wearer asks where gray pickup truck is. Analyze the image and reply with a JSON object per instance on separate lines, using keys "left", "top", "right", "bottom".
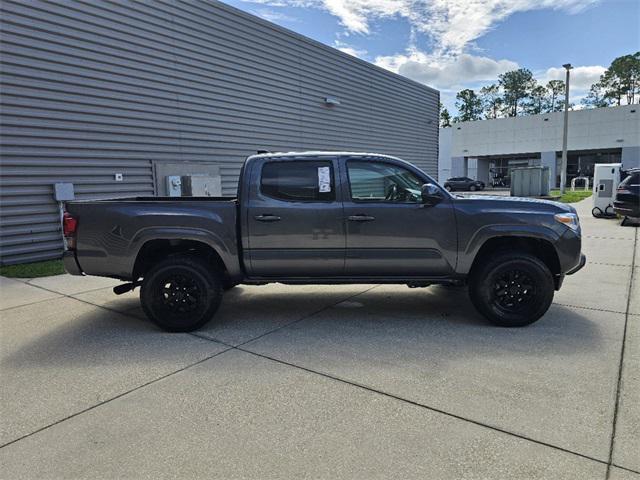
{"left": 63, "top": 151, "right": 585, "bottom": 332}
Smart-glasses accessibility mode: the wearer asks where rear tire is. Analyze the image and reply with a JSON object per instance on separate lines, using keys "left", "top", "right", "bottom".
{"left": 469, "top": 185, "right": 477, "bottom": 191}
{"left": 140, "top": 255, "right": 223, "bottom": 332}
{"left": 445, "top": 185, "right": 452, "bottom": 192}
{"left": 469, "top": 252, "right": 554, "bottom": 327}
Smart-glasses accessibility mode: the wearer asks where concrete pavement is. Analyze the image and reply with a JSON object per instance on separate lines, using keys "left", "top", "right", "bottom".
{"left": 0, "top": 197, "right": 638, "bottom": 479}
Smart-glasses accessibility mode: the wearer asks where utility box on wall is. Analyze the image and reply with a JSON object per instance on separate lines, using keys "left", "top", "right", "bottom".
{"left": 510, "top": 166, "right": 550, "bottom": 197}
{"left": 181, "top": 175, "right": 222, "bottom": 197}
{"left": 154, "top": 162, "right": 222, "bottom": 197}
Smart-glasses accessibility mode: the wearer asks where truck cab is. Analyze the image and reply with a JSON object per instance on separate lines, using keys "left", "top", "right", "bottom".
{"left": 241, "top": 153, "right": 456, "bottom": 279}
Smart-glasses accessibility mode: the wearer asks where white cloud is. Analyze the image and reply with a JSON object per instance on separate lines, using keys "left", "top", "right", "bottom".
{"left": 321, "top": 0, "right": 410, "bottom": 34}
{"left": 246, "top": 0, "right": 600, "bottom": 55}
{"left": 541, "top": 65, "right": 606, "bottom": 91}
{"left": 333, "top": 40, "right": 368, "bottom": 58}
{"left": 243, "top": 0, "right": 604, "bottom": 109}
{"left": 253, "top": 8, "right": 299, "bottom": 22}
{"left": 412, "top": 0, "right": 598, "bottom": 56}
{"left": 375, "top": 50, "right": 518, "bottom": 89}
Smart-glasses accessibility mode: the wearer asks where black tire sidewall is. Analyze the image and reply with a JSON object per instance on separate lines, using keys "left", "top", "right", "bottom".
{"left": 470, "top": 254, "right": 554, "bottom": 327}
{"left": 141, "top": 257, "right": 222, "bottom": 332}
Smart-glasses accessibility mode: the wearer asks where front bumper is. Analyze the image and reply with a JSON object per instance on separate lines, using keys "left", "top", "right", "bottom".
{"left": 567, "top": 253, "right": 586, "bottom": 275}
{"left": 613, "top": 201, "right": 640, "bottom": 218}
{"left": 62, "top": 250, "right": 83, "bottom": 276}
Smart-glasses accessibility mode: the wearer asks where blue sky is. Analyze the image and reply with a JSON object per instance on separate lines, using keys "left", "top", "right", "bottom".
{"left": 223, "top": 0, "right": 639, "bottom": 112}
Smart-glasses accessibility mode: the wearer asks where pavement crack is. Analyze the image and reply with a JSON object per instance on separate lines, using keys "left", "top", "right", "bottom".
{"left": 235, "top": 346, "right": 612, "bottom": 469}
{"left": 605, "top": 226, "right": 638, "bottom": 480}
{"left": 236, "top": 285, "right": 380, "bottom": 348}
{"left": 190, "top": 285, "right": 381, "bottom": 349}
{"left": 0, "top": 295, "right": 62, "bottom": 312}
{"left": 553, "top": 302, "right": 629, "bottom": 315}
{"left": 0, "top": 347, "right": 234, "bottom": 450}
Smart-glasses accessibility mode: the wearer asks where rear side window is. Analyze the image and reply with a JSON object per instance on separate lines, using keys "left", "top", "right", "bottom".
{"left": 261, "top": 161, "right": 335, "bottom": 202}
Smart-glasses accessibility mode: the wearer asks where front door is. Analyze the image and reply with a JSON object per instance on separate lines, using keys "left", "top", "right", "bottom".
{"left": 246, "top": 157, "right": 345, "bottom": 277}
{"left": 342, "top": 158, "right": 457, "bottom": 277}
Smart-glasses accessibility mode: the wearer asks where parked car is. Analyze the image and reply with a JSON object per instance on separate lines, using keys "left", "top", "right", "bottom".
{"left": 614, "top": 168, "right": 640, "bottom": 219}
{"left": 444, "top": 177, "right": 485, "bottom": 192}
{"left": 63, "top": 151, "right": 585, "bottom": 332}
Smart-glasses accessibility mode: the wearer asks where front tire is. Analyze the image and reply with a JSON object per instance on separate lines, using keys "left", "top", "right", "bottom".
{"left": 469, "top": 253, "right": 554, "bottom": 327}
{"left": 140, "top": 255, "right": 223, "bottom": 332}
{"left": 445, "top": 185, "right": 452, "bottom": 192}
{"left": 469, "top": 185, "right": 477, "bottom": 191}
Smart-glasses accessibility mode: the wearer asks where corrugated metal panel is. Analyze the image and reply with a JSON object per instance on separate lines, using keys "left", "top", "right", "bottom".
{"left": 0, "top": 0, "right": 438, "bottom": 265}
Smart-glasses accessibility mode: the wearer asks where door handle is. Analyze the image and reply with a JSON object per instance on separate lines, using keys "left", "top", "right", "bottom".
{"left": 254, "top": 214, "right": 281, "bottom": 222}
{"left": 347, "top": 215, "right": 375, "bottom": 222}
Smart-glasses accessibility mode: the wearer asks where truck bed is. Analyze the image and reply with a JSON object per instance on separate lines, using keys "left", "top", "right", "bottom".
{"left": 65, "top": 197, "right": 241, "bottom": 280}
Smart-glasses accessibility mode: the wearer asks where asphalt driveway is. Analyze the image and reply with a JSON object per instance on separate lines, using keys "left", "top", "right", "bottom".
{"left": 1, "top": 197, "right": 638, "bottom": 479}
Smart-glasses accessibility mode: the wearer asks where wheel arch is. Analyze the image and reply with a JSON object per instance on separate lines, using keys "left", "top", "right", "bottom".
{"left": 132, "top": 238, "right": 228, "bottom": 280}
{"left": 126, "top": 227, "right": 242, "bottom": 281}
{"left": 469, "top": 236, "right": 561, "bottom": 279}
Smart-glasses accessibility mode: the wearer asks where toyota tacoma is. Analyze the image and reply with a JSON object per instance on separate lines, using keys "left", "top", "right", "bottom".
{"left": 63, "top": 151, "right": 586, "bottom": 332}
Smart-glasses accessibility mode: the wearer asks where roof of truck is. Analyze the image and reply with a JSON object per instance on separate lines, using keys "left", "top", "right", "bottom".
{"left": 246, "top": 151, "right": 402, "bottom": 161}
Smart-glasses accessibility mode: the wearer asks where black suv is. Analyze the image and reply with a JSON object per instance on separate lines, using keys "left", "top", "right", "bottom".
{"left": 614, "top": 168, "right": 640, "bottom": 219}
{"left": 444, "top": 177, "right": 485, "bottom": 192}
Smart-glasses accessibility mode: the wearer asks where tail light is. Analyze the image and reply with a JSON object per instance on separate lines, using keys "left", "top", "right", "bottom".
{"left": 63, "top": 212, "right": 78, "bottom": 249}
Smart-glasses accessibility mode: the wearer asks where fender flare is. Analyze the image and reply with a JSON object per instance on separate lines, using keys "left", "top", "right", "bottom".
{"left": 458, "top": 224, "right": 561, "bottom": 274}
{"left": 126, "top": 227, "right": 242, "bottom": 279}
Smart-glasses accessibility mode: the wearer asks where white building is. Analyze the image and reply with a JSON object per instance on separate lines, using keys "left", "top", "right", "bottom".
{"left": 438, "top": 105, "right": 640, "bottom": 187}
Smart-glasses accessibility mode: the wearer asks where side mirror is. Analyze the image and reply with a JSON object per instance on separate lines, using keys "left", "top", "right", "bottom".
{"left": 421, "top": 183, "right": 443, "bottom": 206}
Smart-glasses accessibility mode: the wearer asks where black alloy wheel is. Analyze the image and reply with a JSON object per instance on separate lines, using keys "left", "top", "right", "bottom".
{"left": 141, "top": 255, "right": 223, "bottom": 332}
{"left": 469, "top": 253, "right": 554, "bottom": 327}
{"left": 159, "top": 273, "right": 202, "bottom": 314}
{"left": 492, "top": 269, "right": 536, "bottom": 313}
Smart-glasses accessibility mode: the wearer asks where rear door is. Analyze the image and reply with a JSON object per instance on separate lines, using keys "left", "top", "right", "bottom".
{"left": 245, "top": 157, "right": 345, "bottom": 277}
{"left": 341, "top": 157, "right": 457, "bottom": 277}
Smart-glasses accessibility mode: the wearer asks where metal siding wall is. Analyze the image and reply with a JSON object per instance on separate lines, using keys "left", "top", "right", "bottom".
{"left": 0, "top": 0, "right": 439, "bottom": 265}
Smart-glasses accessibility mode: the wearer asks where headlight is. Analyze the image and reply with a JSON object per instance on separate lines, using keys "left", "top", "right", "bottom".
{"left": 554, "top": 212, "right": 580, "bottom": 231}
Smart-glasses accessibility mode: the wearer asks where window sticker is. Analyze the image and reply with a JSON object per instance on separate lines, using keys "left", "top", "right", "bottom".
{"left": 318, "top": 166, "right": 331, "bottom": 192}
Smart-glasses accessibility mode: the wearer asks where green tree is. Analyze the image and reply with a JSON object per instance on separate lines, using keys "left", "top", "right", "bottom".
{"left": 546, "top": 80, "right": 565, "bottom": 112}
{"left": 498, "top": 68, "right": 536, "bottom": 116}
{"left": 439, "top": 103, "right": 452, "bottom": 127}
{"left": 525, "top": 84, "right": 549, "bottom": 114}
{"left": 600, "top": 52, "right": 640, "bottom": 105}
{"left": 455, "top": 88, "right": 483, "bottom": 122}
{"left": 610, "top": 52, "right": 639, "bottom": 104}
{"left": 581, "top": 82, "right": 610, "bottom": 109}
{"left": 479, "top": 84, "right": 503, "bottom": 119}
{"left": 601, "top": 69, "right": 623, "bottom": 105}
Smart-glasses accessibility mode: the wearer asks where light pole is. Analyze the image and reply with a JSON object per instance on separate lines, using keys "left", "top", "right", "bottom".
{"left": 560, "top": 63, "right": 572, "bottom": 194}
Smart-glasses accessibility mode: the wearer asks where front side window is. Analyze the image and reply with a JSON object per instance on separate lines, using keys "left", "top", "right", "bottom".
{"left": 261, "top": 160, "right": 335, "bottom": 202}
{"left": 347, "top": 161, "right": 424, "bottom": 203}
